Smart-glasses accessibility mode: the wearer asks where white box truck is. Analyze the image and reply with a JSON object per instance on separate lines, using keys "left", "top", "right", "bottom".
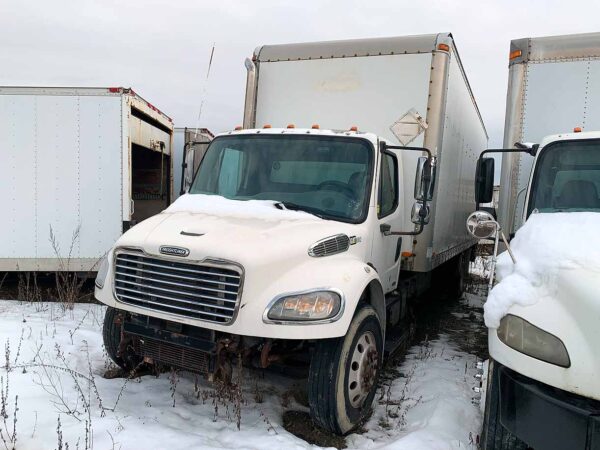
{"left": 470, "top": 32, "right": 600, "bottom": 450}
{"left": 173, "top": 127, "right": 213, "bottom": 201}
{"left": 0, "top": 87, "right": 174, "bottom": 272}
{"left": 95, "top": 33, "right": 487, "bottom": 434}
{"left": 499, "top": 32, "right": 600, "bottom": 235}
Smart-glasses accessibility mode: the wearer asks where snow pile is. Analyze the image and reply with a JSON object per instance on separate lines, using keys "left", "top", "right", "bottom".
{"left": 348, "top": 336, "right": 481, "bottom": 450}
{"left": 485, "top": 212, "right": 600, "bottom": 328}
{"left": 165, "top": 194, "right": 316, "bottom": 221}
{"left": 0, "top": 300, "right": 482, "bottom": 450}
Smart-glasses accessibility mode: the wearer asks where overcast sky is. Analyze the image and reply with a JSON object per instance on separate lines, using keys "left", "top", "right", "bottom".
{"left": 2, "top": 0, "right": 600, "bottom": 148}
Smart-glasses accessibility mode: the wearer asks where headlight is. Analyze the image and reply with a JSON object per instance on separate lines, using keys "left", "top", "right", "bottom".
{"left": 497, "top": 314, "right": 570, "bottom": 368}
{"left": 265, "top": 290, "right": 343, "bottom": 323}
{"left": 95, "top": 256, "right": 109, "bottom": 289}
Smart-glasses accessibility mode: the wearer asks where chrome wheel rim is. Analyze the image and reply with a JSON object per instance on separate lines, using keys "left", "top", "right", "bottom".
{"left": 348, "top": 331, "right": 378, "bottom": 408}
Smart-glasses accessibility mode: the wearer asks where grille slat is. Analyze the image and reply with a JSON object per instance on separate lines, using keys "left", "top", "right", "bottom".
{"left": 119, "top": 273, "right": 237, "bottom": 302}
{"left": 114, "top": 252, "right": 242, "bottom": 324}
{"left": 116, "top": 277, "right": 238, "bottom": 303}
{"left": 120, "top": 294, "right": 229, "bottom": 318}
{"left": 117, "top": 255, "right": 240, "bottom": 279}
{"left": 115, "top": 284, "right": 236, "bottom": 312}
{"left": 115, "top": 263, "right": 240, "bottom": 287}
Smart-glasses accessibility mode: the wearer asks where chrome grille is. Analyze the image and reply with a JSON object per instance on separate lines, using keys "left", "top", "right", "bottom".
{"left": 114, "top": 252, "right": 241, "bottom": 324}
{"left": 308, "top": 234, "right": 350, "bottom": 257}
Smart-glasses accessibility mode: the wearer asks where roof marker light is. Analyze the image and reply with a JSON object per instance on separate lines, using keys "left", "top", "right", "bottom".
{"left": 312, "top": 124, "right": 320, "bottom": 129}
{"left": 349, "top": 126, "right": 358, "bottom": 132}
{"left": 234, "top": 126, "right": 243, "bottom": 131}
{"left": 108, "top": 87, "right": 121, "bottom": 93}
{"left": 263, "top": 124, "right": 272, "bottom": 129}
{"left": 509, "top": 50, "right": 522, "bottom": 60}
{"left": 437, "top": 43, "right": 450, "bottom": 52}
{"left": 574, "top": 127, "right": 582, "bottom": 133}
{"left": 287, "top": 124, "right": 295, "bottom": 129}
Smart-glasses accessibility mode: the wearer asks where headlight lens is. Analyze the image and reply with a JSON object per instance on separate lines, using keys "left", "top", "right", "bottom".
{"left": 95, "top": 256, "right": 109, "bottom": 289}
{"left": 497, "top": 314, "right": 570, "bottom": 368}
{"left": 266, "top": 290, "right": 342, "bottom": 322}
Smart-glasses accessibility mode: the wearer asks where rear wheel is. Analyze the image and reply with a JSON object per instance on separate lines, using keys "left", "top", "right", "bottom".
{"left": 481, "top": 360, "right": 528, "bottom": 450}
{"left": 308, "top": 304, "right": 383, "bottom": 435}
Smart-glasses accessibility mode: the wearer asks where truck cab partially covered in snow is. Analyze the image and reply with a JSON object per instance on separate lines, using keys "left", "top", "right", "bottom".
{"left": 94, "top": 33, "right": 487, "bottom": 435}
{"left": 470, "top": 33, "right": 600, "bottom": 450}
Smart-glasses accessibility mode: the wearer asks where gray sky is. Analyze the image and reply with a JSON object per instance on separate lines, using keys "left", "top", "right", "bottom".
{"left": 2, "top": 0, "right": 600, "bottom": 148}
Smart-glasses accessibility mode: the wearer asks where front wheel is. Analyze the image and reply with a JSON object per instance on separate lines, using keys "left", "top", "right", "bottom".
{"left": 308, "top": 304, "right": 383, "bottom": 435}
{"left": 102, "top": 307, "right": 141, "bottom": 372}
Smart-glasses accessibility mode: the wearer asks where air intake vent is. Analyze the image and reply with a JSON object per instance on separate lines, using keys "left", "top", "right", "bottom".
{"left": 308, "top": 234, "right": 350, "bottom": 257}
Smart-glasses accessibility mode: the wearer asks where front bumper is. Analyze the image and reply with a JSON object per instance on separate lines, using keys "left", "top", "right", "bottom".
{"left": 499, "top": 364, "right": 600, "bottom": 450}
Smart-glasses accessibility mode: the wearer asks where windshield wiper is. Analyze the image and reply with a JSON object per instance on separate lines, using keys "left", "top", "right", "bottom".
{"left": 273, "top": 201, "right": 325, "bottom": 219}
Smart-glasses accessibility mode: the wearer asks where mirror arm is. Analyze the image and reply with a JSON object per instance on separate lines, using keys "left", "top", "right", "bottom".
{"left": 475, "top": 146, "right": 538, "bottom": 209}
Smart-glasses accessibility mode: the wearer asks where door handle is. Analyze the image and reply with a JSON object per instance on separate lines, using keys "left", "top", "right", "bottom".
{"left": 380, "top": 223, "right": 391, "bottom": 236}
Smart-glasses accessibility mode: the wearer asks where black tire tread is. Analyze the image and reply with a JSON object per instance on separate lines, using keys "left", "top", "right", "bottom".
{"left": 102, "top": 307, "right": 125, "bottom": 369}
{"left": 308, "top": 305, "right": 381, "bottom": 435}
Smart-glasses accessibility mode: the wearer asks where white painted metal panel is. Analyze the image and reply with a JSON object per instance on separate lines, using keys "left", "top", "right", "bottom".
{"left": 0, "top": 93, "right": 123, "bottom": 270}
{"left": 432, "top": 54, "right": 487, "bottom": 261}
{"left": 78, "top": 96, "right": 123, "bottom": 260}
{"left": 503, "top": 59, "right": 600, "bottom": 232}
{"left": 0, "top": 95, "right": 37, "bottom": 259}
{"left": 255, "top": 54, "right": 432, "bottom": 234}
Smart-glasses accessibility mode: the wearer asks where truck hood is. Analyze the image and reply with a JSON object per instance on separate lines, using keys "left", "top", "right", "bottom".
{"left": 116, "top": 210, "right": 362, "bottom": 270}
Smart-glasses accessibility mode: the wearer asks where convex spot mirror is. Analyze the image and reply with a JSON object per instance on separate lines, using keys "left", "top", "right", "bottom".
{"left": 466, "top": 210, "right": 497, "bottom": 239}
{"left": 475, "top": 157, "right": 494, "bottom": 204}
{"left": 414, "top": 156, "right": 436, "bottom": 201}
{"left": 411, "top": 201, "right": 430, "bottom": 225}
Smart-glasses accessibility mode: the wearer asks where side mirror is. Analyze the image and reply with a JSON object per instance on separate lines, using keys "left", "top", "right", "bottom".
{"left": 466, "top": 210, "right": 497, "bottom": 239}
{"left": 475, "top": 157, "right": 494, "bottom": 204}
{"left": 411, "top": 201, "right": 430, "bottom": 225}
{"left": 414, "top": 156, "right": 436, "bottom": 201}
{"left": 182, "top": 146, "right": 196, "bottom": 194}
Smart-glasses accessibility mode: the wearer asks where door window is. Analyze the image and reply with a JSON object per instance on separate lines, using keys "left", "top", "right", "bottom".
{"left": 378, "top": 152, "right": 398, "bottom": 218}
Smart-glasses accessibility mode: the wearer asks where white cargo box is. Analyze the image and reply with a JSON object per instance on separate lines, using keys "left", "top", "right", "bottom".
{"left": 243, "top": 33, "right": 488, "bottom": 272}
{"left": 500, "top": 32, "right": 600, "bottom": 233}
{"left": 0, "top": 87, "right": 174, "bottom": 271}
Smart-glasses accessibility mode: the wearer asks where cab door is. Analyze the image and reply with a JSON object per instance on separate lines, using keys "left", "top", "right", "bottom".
{"left": 370, "top": 147, "right": 404, "bottom": 293}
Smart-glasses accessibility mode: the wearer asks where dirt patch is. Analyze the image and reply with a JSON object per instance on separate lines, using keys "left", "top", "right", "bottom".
{"left": 282, "top": 410, "right": 347, "bottom": 449}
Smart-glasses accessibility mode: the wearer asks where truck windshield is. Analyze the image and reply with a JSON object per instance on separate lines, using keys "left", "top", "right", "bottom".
{"left": 189, "top": 134, "right": 373, "bottom": 223}
{"left": 528, "top": 139, "right": 600, "bottom": 215}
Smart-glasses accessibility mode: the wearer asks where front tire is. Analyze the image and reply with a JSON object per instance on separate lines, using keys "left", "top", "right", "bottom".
{"left": 308, "top": 304, "right": 383, "bottom": 435}
{"left": 103, "top": 307, "right": 140, "bottom": 371}
{"left": 481, "top": 360, "right": 528, "bottom": 450}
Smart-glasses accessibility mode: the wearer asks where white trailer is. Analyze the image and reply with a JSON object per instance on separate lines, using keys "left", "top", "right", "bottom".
{"left": 96, "top": 34, "right": 487, "bottom": 435}
{"left": 0, "top": 87, "right": 174, "bottom": 272}
{"left": 499, "top": 32, "right": 600, "bottom": 234}
{"left": 173, "top": 127, "right": 213, "bottom": 200}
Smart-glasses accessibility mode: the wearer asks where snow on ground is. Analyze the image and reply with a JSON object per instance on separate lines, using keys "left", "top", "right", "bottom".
{"left": 484, "top": 212, "right": 600, "bottom": 328}
{"left": 165, "top": 194, "right": 315, "bottom": 221}
{"left": 0, "top": 300, "right": 481, "bottom": 450}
